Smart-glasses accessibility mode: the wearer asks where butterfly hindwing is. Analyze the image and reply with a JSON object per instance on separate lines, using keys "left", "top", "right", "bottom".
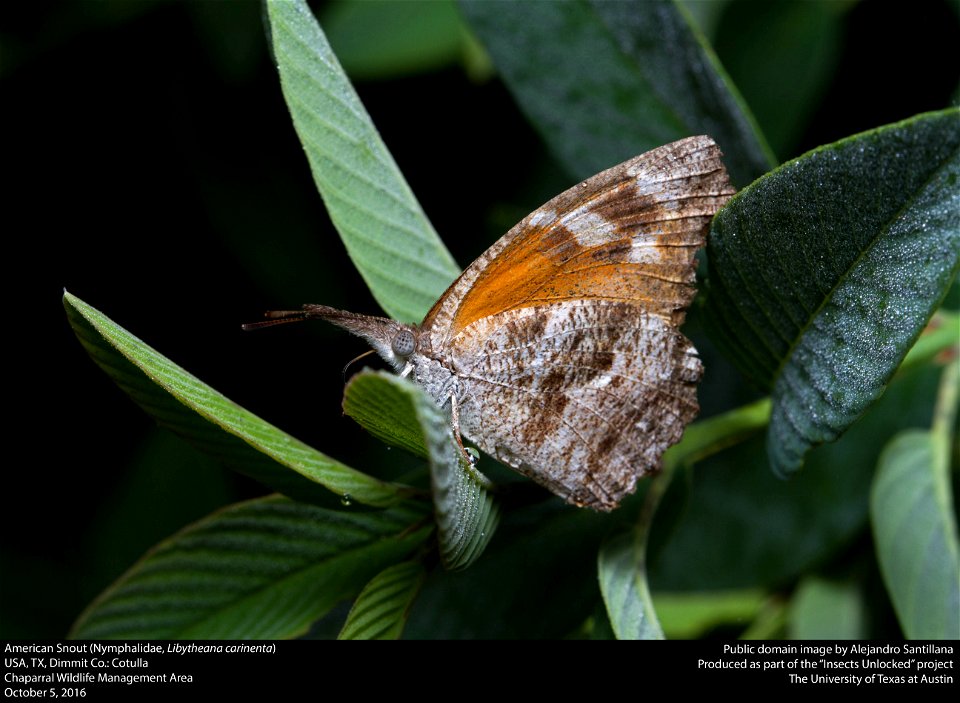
{"left": 446, "top": 299, "right": 702, "bottom": 509}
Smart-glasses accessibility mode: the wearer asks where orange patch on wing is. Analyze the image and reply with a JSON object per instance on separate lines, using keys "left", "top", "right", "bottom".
{"left": 449, "top": 221, "right": 707, "bottom": 333}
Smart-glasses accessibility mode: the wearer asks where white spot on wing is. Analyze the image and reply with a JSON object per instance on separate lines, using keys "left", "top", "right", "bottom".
{"left": 563, "top": 210, "right": 617, "bottom": 247}
{"left": 623, "top": 241, "right": 663, "bottom": 265}
{"left": 528, "top": 208, "right": 557, "bottom": 227}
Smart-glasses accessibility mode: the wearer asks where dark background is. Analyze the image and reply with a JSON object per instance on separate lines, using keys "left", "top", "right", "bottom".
{"left": 3, "top": 0, "right": 958, "bottom": 637}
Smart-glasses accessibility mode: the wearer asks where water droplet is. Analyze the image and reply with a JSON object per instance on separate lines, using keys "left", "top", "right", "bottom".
{"left": 340, "top": 494, "right": 353, "bottom": 507}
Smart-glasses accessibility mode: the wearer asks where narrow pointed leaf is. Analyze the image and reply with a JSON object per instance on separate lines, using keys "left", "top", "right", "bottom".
{"left": 64, "top": 292, "right": 404, "bottom": 507}
{"left": 70, "top": 496, "right": 431, "bottom": 639}
{"left": 458, "top": 0, "right": 773, "bottom": 187}
{"left": 266, "top": 0, "right": 460, "bottom": 323}
{"left": 871, "top": 359, "right": 959, "bottom": 639}
{"left": 598, "top": 528, "right": 664, "bottom": 640}
{"left": 338, "top": 560, "right": 427, "bottom": 640}
{"left": 344, "top": 371, "right": 500, "bottom": 570}
{"left": 706, "top": 109, "right": 960, "bottom": 476}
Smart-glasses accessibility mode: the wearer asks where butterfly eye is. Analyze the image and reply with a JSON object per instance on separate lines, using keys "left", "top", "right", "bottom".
{"left": 391, "top": 329, "right": 416, "bottom": 358}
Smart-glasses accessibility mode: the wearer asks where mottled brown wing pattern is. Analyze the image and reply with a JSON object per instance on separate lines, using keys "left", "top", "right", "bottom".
{"left": 447, "top": 300, "right": 702, "bottom": 509}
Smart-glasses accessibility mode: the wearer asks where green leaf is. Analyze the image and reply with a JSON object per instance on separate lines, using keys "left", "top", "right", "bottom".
{"left": 64, "top": 291, "right": 404, "bottom": 507}
{"left": 789, "top": 576, "right": 866, "bottom": 639}
{"left": 458, "top": 0, "right": 773, "bottom": 187}
{"left": 654, "top": 589, "right": 768, "bottom": 639}
{"left": 265, "top": 0, "right": 460, "bottom": 323}
{"left": 871, "top": 359, "right": 959, "bottom": 639}
{"left": 706, "top": 109, "right": 960, "bottom": 476}
{"left": 338, "top": 560, "right": 427, "bottom": 640}
{"left": 70, "top": 496, "right": 431, "bottom": 639}
{"left": 322, "top": 0, "right": 468, "bottom": 81}
{"left": 598, "top": 528, "right": 664, "bottom": 640}
{"left": 343, "top": 371, "right": 500, "bottom": 570}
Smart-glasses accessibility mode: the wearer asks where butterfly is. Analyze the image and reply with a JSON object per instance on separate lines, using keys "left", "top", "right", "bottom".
{"left": 246, "top": 136, "right": 735, "bottom": 510}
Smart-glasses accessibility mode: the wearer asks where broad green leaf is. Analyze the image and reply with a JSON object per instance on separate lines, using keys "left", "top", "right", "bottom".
{"left": 70, "top": 496, "right": 431, "bottom": 639}
{"left": 266, "top": 0, "right": 460, "bottom": 323}
{"left": 598, "top": 528, "right": 664, "bottom": 640}
{"left": 654, "top": 589, "right": 767, "bottom": 639}
{"left": 343, "top": 371, "right": 499, "bottom": 570}
{"left": 871, "top": 359, "right": 959, "bottom": 639}
{"left": 706, "top": 109, "right": 960, "bottom": 476}
{"left": 458, "top": 0, "right": 773, "bottom": 187}
{"left": 64, "top": 291, "right": 404, "bottom": 507}
{"left": 338, "top": 560, "right": 427, "bottom": 640}
{"left": 322, "top": 0, "right": 468, "bottom": 80}
{"left": 789, "top": 576, "right": 866, "bottom": 639}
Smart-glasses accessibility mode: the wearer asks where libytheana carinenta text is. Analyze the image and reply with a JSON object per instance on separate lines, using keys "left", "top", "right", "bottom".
{"left": 247, "top": 136, "right": 735, "bottom": 510}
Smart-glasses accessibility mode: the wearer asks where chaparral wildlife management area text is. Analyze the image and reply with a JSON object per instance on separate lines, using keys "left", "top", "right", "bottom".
{"left": 699, "top": 643, "right": 954, "bottom": 686}
{"left": 3, "top": 642, "right": 275, "bottom": 697}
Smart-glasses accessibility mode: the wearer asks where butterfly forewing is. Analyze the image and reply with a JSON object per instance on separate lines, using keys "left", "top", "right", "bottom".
{"left": 420, "top": 135, "right": 735, "bottom": 355}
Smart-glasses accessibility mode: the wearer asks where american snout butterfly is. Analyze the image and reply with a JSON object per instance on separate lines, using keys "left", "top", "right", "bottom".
{"left": 247, "top": 136, "right": 735, "bottom": 510}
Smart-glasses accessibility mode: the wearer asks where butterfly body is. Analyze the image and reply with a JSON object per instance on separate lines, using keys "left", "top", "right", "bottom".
{"left": 252, "top": 136, "right": 734, "bottom": 510}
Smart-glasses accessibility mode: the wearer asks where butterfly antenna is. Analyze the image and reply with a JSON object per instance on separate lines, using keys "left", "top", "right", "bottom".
{"left": 242, "top": 309, "right": 317, "bottom": 331}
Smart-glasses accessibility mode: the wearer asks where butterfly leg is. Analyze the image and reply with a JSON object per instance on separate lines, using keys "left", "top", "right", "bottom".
{"left": 449, "top": 394, "right": 478, "bottom": 468}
